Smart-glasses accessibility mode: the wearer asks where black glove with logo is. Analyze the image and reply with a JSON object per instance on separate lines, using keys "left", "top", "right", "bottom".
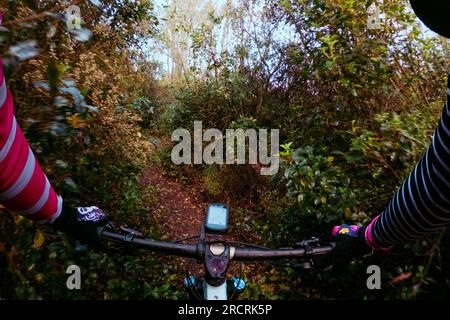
{"left": 52, "top": 204, "right": 110, "bottom": 245}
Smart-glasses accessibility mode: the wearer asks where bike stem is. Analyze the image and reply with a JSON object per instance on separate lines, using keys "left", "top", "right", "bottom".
{"left": 204, "top": 243, "right": 231, "bottom": 286}
{"left": 197, "top": 222, "right": 231, "bottom": 287}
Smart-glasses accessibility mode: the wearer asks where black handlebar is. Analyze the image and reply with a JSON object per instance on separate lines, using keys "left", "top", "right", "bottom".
{"left": 100, "top": 228, "right": 335, "bottom": 261}
{"left": 101, "top": 230, "right": 198, "bottom": 258}
{"left": 232, "top": 244, "right": 335, "bottom": 261}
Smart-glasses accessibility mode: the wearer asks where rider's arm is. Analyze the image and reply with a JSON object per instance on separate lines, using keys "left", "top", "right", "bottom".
{"left": 0, "top": 9, "right": 108, "bottom": 242}
{"left": 0, "top": 60, "right": 108, "bottom": 242}
{"left": 367, "top": 74, "right": 450, "bottom": 248}
{"left": 0, "top": 62, "right": 63, "bottom": 223}
{"left": 334, "top": 74, "right": 450, "bottom": 251}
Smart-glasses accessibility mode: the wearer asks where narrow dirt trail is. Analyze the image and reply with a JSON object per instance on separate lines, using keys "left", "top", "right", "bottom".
{"left": 140, "top": 163, "right": 207, "bottom": 240}
{"left": 140, "top": 161, "right": 263, "bottom": 284}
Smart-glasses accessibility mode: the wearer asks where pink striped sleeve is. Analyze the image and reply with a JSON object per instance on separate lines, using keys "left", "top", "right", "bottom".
{"left": 0, "top": 62, "right": 63, "bottom": 223}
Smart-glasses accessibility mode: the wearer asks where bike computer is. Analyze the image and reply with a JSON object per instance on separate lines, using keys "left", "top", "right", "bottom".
{"left": 205, "top": 204, "right": 229, "bottom": 234}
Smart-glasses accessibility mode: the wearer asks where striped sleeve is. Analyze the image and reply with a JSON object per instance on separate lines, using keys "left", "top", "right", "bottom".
{"left": 0, "top": 62, "right": 63, "bottom": 223}
{"left": 369, "top": 73, "right": 450, "bottom": 247}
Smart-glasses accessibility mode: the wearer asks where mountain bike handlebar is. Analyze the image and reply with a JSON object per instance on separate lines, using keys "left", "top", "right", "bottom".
{"left": 100, "top": 229, "right": 198, "bottom": 258}
{"left": 99, "top": 204, "right": 336, "bottom": 300}
{"left": 100, "top": 228, "right": 336, "bottom": 261}
{"left": 233, "top": 244, "right": 335, "bottom": 261}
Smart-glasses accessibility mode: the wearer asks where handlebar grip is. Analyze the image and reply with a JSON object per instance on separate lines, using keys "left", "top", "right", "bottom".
{"left": 232, "top": 244, "right": 335, "bottom": 261}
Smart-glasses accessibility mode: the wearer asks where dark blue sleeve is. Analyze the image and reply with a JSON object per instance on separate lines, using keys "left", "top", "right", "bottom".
{"left": 371, "top": 73, "right": 450, "bottom": 246}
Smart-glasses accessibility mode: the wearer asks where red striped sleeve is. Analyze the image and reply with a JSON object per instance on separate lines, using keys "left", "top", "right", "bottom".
{"left": 0, "top": 62, "right": 63, "bottom": 223}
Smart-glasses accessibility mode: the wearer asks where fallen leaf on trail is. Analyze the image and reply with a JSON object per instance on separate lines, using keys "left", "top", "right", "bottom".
{"left": 33, "top": 232, "right": 45, "bottom": 249}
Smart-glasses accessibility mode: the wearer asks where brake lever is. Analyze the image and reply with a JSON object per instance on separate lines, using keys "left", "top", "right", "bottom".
{"left": 119, "top": 225, "right": 144, "bottom": 237}
{"left": 294, "top": 237, "right": 320, "bottom": 248}
{"left": 99, "top": 224, "right": 144, "bottom": 245}
{"left": 290, "top": 237, "right": 321, "bottom": 270}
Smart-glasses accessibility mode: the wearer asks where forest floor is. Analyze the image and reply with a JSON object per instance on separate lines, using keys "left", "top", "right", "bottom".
{"left": 139, "top": 161, "right": 263, "bottom": 283}
{"left": 140, "top": 162, "right": 207, "bottom": 240}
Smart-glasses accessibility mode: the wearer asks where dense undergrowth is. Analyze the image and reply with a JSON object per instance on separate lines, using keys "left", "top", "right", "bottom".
{"left": 1, "top": 0, "right": 450, "bottom": 299}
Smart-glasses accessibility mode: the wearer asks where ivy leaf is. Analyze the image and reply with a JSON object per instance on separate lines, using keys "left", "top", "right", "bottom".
{"left": 47, "top": 24, "right": 57, "bottom": 39}
{"left": 70, "top": 28, "right": 92, "bottom": 42}
{"left": 33, "top": 81, "right": 50, "bottom": 90}
{"left": 9, "top": 40, "right": 39, "bottom": 60}
{"left": 89, "top": 0, "right": 102, "bottom": 7}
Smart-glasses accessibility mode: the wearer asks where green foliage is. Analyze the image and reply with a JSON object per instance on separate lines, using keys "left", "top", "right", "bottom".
{"left": 154, "top": 0, "right": 450, "bottom": 299}
{"left": 1, "top": 0, "right": 450, "bottom": 300}
{"left": 0, "top": 0, "right": 183, "bottom": 300}
{"left": 347, "top": 110, "right": 438, "bottom": 183}
{"left": 122, "top": 97, "right": 156, "bottom": 128}
{"left": 281, "top": 145, "right": 355, "bottom": 223}
{"left": 0, "top": 212, "right": 185, "bottom": 300}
